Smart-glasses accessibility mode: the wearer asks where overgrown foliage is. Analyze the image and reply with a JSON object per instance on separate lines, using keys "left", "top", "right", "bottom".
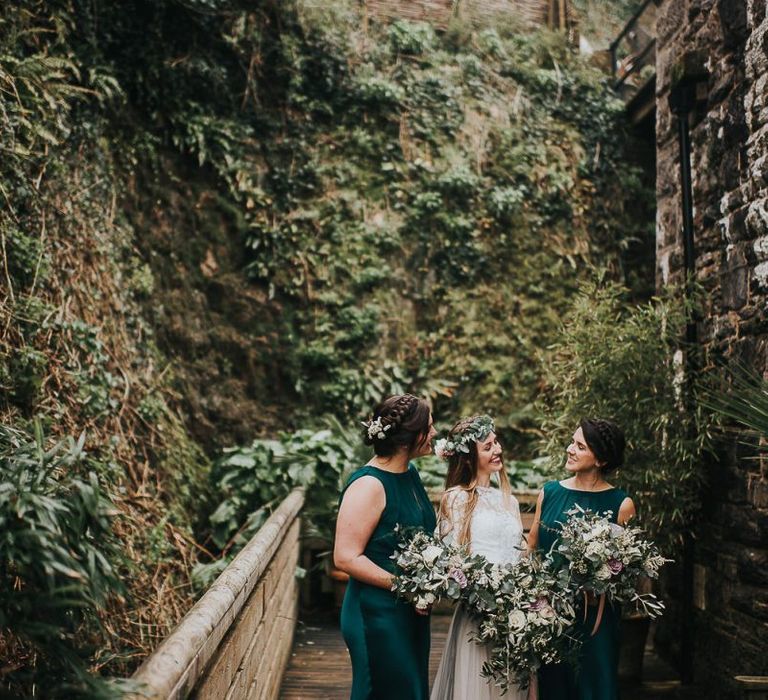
{"left": 537, "top": 283, "right": 714, "bottom": 554}
{"left": 0, "top": 423, "right": 131, "bottom": 698}
{"left": 0, "top": 0, "right": 653, "bottom": 693}
{"left": 54, "top": 0, "right": 653, "bottom": 442}
{"left": 0, "top": 1, "right": 212, "bottom": 692}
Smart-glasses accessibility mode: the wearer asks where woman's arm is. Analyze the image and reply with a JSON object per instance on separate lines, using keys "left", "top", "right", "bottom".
{"left": 617, "top": 496, "right": 636, "bottom": 526}
{"left": 526, "top": 489, "right": 545, "bottom": 553}
{"left": 437, "top": 488, "right": 466, "bottom": 546}
{"left": 333, "top": 475, "right": 392, "bottom": 590}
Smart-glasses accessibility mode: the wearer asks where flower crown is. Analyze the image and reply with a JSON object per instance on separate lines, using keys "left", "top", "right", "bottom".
{"left": 434, "top": 415, "right": 495, "bottom": 459}
{"left": 363, "top": 416, "right": 392, "bottom": 441}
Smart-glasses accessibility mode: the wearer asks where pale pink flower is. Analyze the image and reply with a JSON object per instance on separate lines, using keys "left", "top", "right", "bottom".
{"left": 607, "top": 558, "right": 623, "bottom": 575}
{"left": 449, "top": 567, "right": 468, "bottom": 588}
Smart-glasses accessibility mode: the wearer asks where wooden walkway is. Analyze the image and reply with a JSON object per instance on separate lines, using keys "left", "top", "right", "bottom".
{"left": 279, "top": 612, "right": 687, "bottom": 700}
{"left": 280, "top": 613, "right": 451, "bottom": 699}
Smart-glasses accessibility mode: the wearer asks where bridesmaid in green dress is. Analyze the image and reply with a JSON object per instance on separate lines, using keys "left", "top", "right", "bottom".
{"left": 528, "top": 418, "right": 636, "bottom": 700}
{"left": 334, "top": 394, "right": 438, "bottom": 700}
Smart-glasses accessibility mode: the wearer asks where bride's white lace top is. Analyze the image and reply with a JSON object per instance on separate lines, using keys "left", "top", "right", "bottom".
{"left": 439, "top": 486, "right": 524, "bottom": 565}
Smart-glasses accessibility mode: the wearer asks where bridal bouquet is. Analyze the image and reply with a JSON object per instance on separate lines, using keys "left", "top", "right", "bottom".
{"left": 466, "top": 554, "right": 578, "bottom": 693}
{"left": 554, "top": 505, "right": 669, "bottom": 618}
{"left": 392, "top": 530, "right": 579, "bottom": 693}
{"left": 391, "top": 529, "right": 481, "bottom": 610}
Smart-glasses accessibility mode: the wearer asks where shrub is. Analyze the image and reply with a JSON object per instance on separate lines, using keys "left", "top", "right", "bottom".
{"left": 204, "top": 417, "right": 368, "bottom": 558}
{"left": 0, "top": 421, "right": 127, "bottom": 698}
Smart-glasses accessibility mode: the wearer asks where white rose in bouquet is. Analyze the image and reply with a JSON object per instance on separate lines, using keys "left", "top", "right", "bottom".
{"left": 416, "top": 592, "right": 436, "bottom": 608}
{"left": 421, "top": 545, "right": 443, "bottom": 566}
{"left": 585, "top": 541, "right": 605, "bottom": 558}
{"left": 583, "top": 521, "right": 610, "bottom": 541}
{"left": 595, "top": 564, "right": 612, "bottom": 580}
{"left": 508, "top": 609, "right": 527, "bottom": 631}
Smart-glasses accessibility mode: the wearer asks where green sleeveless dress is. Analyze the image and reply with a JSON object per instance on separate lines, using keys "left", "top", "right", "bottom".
{"left": 537, "top": 480, "right": 628, "bottom": 700}
{"left": 339, "top": 464, "right": 437, "bottom": 700}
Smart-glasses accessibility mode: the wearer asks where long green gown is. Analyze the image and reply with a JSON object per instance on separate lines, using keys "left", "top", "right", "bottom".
{"left": 537, "top": 479, "right": 628, "bottom": 700}
{"left": 339, "top": 464, "right": 437, "bottom": 700}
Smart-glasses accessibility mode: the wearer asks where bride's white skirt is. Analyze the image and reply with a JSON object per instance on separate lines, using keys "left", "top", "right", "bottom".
{"left": 430, "top": 606, "right": 529, "bottom": 700}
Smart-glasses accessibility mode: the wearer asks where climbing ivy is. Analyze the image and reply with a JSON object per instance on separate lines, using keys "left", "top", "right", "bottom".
{"left": 0, "top": 0, "right": 653, "bottom": 693}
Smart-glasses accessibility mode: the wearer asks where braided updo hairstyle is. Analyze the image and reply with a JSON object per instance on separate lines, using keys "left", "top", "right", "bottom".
{"left": 579, "top": 418, "right": 625, "bottom": 473}
{"left": 363, "top": 394, "right": 432, "bottom": 458}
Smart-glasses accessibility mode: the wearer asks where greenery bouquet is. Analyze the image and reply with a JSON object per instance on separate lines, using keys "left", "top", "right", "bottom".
{"left": 392, "top": 529, "right": 578, "bottom": 693}
{"left": 390, "top": 529, "right": 479, "bottom": 610}
{"left": 467, "top": 554, "right": 578, "bottom": 693}
{"left": 553, "top": 506, "right": 669, "bottom": 622}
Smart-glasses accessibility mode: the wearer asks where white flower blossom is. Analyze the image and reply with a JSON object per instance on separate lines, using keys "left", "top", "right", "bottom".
{"left": 421, "top": 545, "right": 443, "bottom": 566}
{"left": 364, "top": 416, "right": 392, "bottom": 440}
{"left": 508, "top": 609, "right": 527, "bottom": 630}
{"left": 585, "top": 541, "right": 606, "bottom": 558}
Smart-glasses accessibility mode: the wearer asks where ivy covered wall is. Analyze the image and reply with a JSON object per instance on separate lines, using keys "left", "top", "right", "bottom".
{"left": 0, "top": 0, "right": 652, "bottom": 693}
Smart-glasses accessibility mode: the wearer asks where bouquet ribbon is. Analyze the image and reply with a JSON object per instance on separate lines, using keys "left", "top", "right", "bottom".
{"left": 582, "top": 591, "right": 606, "bottom": 636}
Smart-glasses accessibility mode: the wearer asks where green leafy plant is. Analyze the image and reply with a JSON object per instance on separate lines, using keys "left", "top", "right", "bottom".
{"left": 0, "top": 421, "right": 128, "bottom": 698}
{"left": 701, "top": 361, "right": 768, "bottom": 447}
{"left": 204, "top": 417, "right": 368, "bottom": 557}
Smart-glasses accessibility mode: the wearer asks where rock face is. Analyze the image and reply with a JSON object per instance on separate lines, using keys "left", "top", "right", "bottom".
{"left": 655, "top": 0, "right": 768, "bottom": 694}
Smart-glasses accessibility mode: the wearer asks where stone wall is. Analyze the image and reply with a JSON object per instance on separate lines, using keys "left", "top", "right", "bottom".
{"left": 655, "top": 0, "right": 768, "bottom": 696}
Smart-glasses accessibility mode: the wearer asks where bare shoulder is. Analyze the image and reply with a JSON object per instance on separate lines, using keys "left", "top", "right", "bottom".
{"left": 618, "top": 495, "right": 637, "bottom": 525}
{"left": 341, "top": 474, "right": 385, "bottom": 506}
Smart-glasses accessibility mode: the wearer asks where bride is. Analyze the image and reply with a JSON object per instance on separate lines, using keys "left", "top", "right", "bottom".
{"left": 430, "top": 415, "right": 531, "bottom": 700}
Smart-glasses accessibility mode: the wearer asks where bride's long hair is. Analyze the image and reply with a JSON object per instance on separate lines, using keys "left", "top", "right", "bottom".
{"left": 438, "top": 415, "right": 512, "bottom": 547}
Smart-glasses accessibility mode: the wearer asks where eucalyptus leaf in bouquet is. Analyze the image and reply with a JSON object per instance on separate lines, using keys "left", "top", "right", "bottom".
{"left": 466, "top": 554, "right": 579, "bottom": 693}
{"left": 553, "top": 505, "right": 670, "bottom": 618}
{"left": 391, "top": 527, "right": 485, "bottom": 609}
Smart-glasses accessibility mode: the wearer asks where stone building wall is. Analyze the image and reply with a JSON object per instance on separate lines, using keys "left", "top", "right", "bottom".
{"left": 655, "top": 0, "right": 768, "bottom": 695}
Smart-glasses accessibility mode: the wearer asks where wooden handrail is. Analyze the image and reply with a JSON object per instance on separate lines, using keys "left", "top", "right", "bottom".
{"left": 609, "top": 0, "right": 659, "bottom": 85}
{"left": 609, "top": 0, "right": 658, "bottom": 53}
{"left": 132, "top": 488, "right": 305, "bottom": 700}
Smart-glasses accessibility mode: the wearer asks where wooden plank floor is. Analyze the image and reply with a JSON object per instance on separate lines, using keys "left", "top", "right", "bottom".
{"left": 279, "top": 612, "right": 451, "bottom": 699}
{"left": 278, "top": 612, "right": 686, "bottom": 699}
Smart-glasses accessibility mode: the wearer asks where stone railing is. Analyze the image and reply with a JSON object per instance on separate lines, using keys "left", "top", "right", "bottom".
{"left": 131, "top": 489, "right": 305, "bottom": 700}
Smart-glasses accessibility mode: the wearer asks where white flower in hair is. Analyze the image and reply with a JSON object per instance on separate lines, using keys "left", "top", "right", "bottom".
{"left": 365, "top": 416, "right": 392, "bottom": 440}
{"left": 434, "top": 438, "right": 451, "bottom": 459}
